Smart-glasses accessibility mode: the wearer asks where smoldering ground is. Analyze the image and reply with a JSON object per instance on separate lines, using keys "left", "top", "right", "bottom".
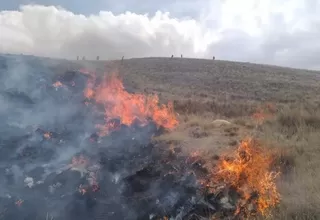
{"left": 0, "top": 54, "right": 281, "bottom": 220}
{"left": 0, "top": 54, "right": 206, "bottom": 220}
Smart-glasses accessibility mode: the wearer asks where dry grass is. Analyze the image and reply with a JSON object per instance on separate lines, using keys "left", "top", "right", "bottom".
{"left": 76, "top": 57, "right": 320, "bottom": 219}
{"left": 258, "top": 103, "right": 320, "bottom": 219}
{"left": 162, "top": 102, "right": 320, "bottom": 219}
{"left": 152, "top": 113, "right": 249, "bottom": 157}
{"left": 173, "top": 99, "right": 259, "bottom": 117}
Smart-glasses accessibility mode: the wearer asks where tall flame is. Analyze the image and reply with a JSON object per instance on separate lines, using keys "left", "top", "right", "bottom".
{"left": 84, "top": 72, "right": 178, "bottom": 135}
{"left": 213, "top": 138, "right": 280, "bottom": 216}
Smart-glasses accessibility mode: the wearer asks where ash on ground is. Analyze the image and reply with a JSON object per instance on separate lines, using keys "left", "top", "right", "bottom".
{"left": 0, "top": 55, "right": 254, "bottom": 220}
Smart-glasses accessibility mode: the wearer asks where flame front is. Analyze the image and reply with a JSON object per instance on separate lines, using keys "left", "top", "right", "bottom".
{"left": 79, "top": 70, "right": 279, "bottom": 216}
{"left": 84, "top": 73, "right": 178, "bottom": 135}
{"left": 213, "top": 138, "right": 280, "bottom": 216}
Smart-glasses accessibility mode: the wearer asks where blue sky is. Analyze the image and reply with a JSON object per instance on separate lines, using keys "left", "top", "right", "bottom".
{"left": 0, "top": 0, "right": 202, "bottom": 17}
{"left": 1, "top": 0, "right": 106, "bottom": 14}
{"left": 1, "top": 1, "right": 320, "bottom": 69}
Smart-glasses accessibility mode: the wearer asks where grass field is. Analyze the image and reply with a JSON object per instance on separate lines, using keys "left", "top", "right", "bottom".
{"left": 10, "top": 55, "right": 320, "bottom": 219}
{"left": 108, "top": 57, "right": 320, "bottom": 219}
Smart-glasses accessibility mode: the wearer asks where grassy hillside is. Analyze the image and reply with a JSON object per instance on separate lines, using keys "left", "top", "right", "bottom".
{"left": 109, "top": 57, "right": 320, "bottom": 219}
{"left": 3, "top": 54, "right": 320, "bottom": 219}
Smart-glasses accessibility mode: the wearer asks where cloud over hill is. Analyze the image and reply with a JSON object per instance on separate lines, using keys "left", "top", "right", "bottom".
{"left": 1, "top": 1, "right": 320, "bottom": 69}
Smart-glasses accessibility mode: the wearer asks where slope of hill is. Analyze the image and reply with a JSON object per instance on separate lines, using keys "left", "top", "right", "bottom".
{"left": 1, "top": 54, "right": 320, "bottom": 219}
{"left": 117, "top": 57, "right": 320, "bottom": 101}
{"left": 110, "top": 57, "right": 320, "bottom": 219}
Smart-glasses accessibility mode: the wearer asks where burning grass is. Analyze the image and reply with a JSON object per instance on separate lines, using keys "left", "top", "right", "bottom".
{"left": 257, "top": 103, "right": 320, "bottom": 219}
{"left": 0, "top": 64, "right": 284, "bottom": 220}
{"left": 78, "top": 70, "right": 282, "bottom": 218}
{"left": 215, "top": 139, "right": 280, "bottom": 216}
{"left": 155, "top": 99, "right": 320, "bottom": 219}
{"left": 192, "top": 138, "right": 281, "bottom": 218}
{"left": 2, "top": 55, "right": 320, "bottom": 220}
{"left": 86, "top": 59, "right": 320, "bottom": 219}
{"left": 52, "top": 81, "right": 63, "bottom": 88}
{"left": 83, "top": 72, "right": 178, "bottom": 136}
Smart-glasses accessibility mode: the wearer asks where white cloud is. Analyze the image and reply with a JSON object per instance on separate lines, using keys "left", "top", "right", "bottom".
{"left": 1, "top": 1, "right": 320, "bottom": 69}
{"left": 0, "top": 4, "right": 213, "bottom": 59}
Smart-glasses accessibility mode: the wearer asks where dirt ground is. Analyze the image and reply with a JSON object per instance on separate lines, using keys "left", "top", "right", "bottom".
{"left": 56, "top": 57, "right": 320, "bottom": 219}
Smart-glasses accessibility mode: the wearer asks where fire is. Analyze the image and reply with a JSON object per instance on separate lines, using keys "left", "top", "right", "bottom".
{"left": 83, "top": 72, "right": 178, "bottom": 135}
{"left": 43, "top": 132, "right": 51, "bottom": 139}
{"left": 212, "top": 138, "right": 280, "bottom": 216}
{"left": 53, "top": 81, "right": 63, "bottom": 88}
{"left": 69, "top": 155, "right": 100, "bottom": 193}
{"left": 79, "top": 185, "right": 87, "bottom": 195}
{"left": 96, "top": 121, "right": 120, "bottom": 136}
{"left": 84, "top": 87, "right": 94, "bottom": 99}
{"left": 83, "top": 70, "right": 96, "bottom": 99}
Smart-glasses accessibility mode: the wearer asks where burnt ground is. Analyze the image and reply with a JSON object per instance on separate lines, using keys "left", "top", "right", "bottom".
{"left": 0, "top": 54, "right": 257, "bottom": 220}
{"left": 1, "top": 54, "right": 320, "bottom": 219}
{"left": 87, "top": 57, "right": 320, "bottom": 219}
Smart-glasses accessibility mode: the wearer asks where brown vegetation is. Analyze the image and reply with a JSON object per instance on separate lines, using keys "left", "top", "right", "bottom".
{"left": 76, "top": 57, "right": 320, "bottom": 219}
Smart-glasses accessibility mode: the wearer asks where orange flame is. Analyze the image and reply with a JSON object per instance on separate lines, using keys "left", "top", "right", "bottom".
{"left": 83, "top": 70, "right": 96, "bottom": 99}
{"left": 96, "top": 121, "right": 120, "bottom": 136}
{"left": 79, "top": 185, "right": 87, "bottom": 195}
{"left": 213, "top": 138, "right": 280, "bottom": 216}
{"left": 53, "top": 81, "right": 63, "bottom": 88}
{"left": 84, "top": 87, "right": 94, "bottom": 99}
{"left": 43, "top": 132, "right": 51, "bottom": 139}
{"left": 84, "top": 72, "right": 178, "bottom": 135}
